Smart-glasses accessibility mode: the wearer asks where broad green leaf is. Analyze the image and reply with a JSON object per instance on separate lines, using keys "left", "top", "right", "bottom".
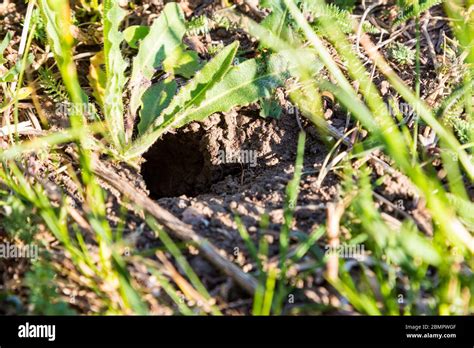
{"left": 162, "top": 44, "right": 201, "bottom": 78}
{"left": 159, "top": 41, "right": 239, "bottom": 124}
{"left": 126, "top": 52, "right": 287, "bottom": 159}
{"left": 125, "top": 41, "right": 239, "bottom": 158}
{"left": 138, "top": 79, "right": 177, "bottom": 135}
{"left": 129, "top": 3, "right": 186, "bottom": 119}
{"left": 103, "top": 0, "right": 127, "bottom": 148}
{"left": 174, "top": 54, "right": 287, "bottom": 126}
{"left": 123, "top": 25, "right": 150, "bottom": 49}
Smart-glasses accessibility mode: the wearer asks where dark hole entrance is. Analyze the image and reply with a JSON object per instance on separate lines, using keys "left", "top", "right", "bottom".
{"left": 141, "top": 132, "right": 212, "bottom": 198}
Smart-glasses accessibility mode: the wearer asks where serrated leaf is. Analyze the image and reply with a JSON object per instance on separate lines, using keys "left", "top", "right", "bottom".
{"left": 103, "top": 0, "right": 127, "bottom": 148}
{"left": 126, "top": 52, "right": 287, "bottom": 159}
{"left": 159, "top": 41, "right": 239, "bottom": 123}
{"left": 302, "top": 1, "right": 353, "bottom": 34}
{"left": 126, "top": 41, "right": 238, "bottom": 158}
{"left": 123, "top": 25, "right": 150, "bottom": 49}
{"left": 173, "top": 55, "right": 286, "bottom": 126}
{"left": 129, "top": 3, "right": 186, "bottom": 119}
{"left": 88, "top": 52, "right": 106, "bottom": 108}
{"left": 162, "top": 44, "right": 201, "bottom": 78}
{"left": 137, "top": 79, "right": 177, "bottom": 135}
{"left": 395, "top": 0, "right": 442, "bottom": 26}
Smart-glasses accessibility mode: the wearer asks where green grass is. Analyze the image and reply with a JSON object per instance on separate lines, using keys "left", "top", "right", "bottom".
{"left": 238, "top": 0, "right": 474, "bottom": 314}
{"left": 0, "top": 0, "right": 472, "bottom": 315}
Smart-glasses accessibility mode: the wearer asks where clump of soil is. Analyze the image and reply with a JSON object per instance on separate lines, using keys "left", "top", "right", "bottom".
{"left": 141, "top": 108, "right": 339, "bottom": 267}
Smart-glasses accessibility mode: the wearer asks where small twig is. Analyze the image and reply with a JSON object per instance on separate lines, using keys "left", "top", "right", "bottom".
{"left": 375, "top": 23, "right": 416, "bottom": 50}
{"left": 73, "top": 52, "right": 100, "bottom": 61}
{"left": 295, "top": 108, "right": 304, "bottom": 132}
{"left": 372, "top": 191, "right": 431, "bottom": 235}
{"left": 421, "top": 16, "right": 440, "bottom": 71}
{"left": 356, "top": 2, "right": 382, "bottom": 59}
{"left": 326, "top": 201, "right": 345, "bottom": 281}
{"left": 0, "top": 121, "right": 42, "bottom": 137}
{"left": 325, "top": 122, "right": 396, "bottom": 175}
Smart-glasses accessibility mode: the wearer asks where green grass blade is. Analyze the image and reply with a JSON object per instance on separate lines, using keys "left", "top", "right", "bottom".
{"left": 275, "top": 131, "right": 306, "bottom": 314}
{"left": 129, "top": 3, "right": 186, "bottom": 121}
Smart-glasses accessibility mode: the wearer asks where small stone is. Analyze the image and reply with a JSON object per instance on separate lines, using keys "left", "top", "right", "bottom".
{"left": 177, "top": 199, "right": 187, "bottom": 209}
{"left": 182, "top": 207, "right": 204, "bottom": 225}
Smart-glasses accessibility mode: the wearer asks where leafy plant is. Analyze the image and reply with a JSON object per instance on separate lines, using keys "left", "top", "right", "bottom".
{"left": 443, "top": 103, "right": 473, "bottom": 144}
{"left": 30, "top": 8, "right": 47, "bottom": 44}
{"left": 40, "top": 1, "right": 286, "bottom": 161}
{"left": 125, "top": 36, "right": 286, "bottom": 158}
{"left": 38, "top": 67, "right": 68, "bottom": 102}
{"left": 303, "top": 2, "right": 354, "bottom": 34}
{"left": 25, "top": 259, "right": 76, "bottom": 315}
{"left": 185, "top": 13, "right": 234, "bottom": 36}
{"left": 395, "top": 0, "right": 443, "bottom": 25}
{"left": 388, "top": 42, "right": 416, "bottom": 66}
